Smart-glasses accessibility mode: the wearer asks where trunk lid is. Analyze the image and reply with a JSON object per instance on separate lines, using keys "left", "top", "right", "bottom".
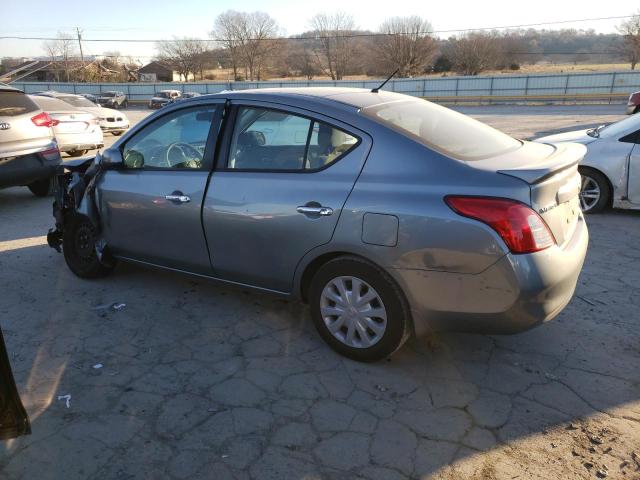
{"left": 472, "top": 141, "right": 586, "bottom": 246}
{"left": 50, "top": 111, "right": 97, "bottom": 134}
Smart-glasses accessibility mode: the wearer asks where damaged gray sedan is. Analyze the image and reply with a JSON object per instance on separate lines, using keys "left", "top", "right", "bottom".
{"left": 48, "top": 88, "right": 588, "bottom": 361}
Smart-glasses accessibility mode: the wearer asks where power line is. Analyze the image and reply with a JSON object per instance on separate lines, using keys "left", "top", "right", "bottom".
{"left": 0, "top": 14, "right": 635, "bottom": 44}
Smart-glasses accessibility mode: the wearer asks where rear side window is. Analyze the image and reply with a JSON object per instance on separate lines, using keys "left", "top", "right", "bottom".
{"left": 227, "top": 106, "right": 358, "bottom": 171}
{"left": 362, "top": 99, "right": 521, "bottom": 161}
{"left": 30, "top": 96, "right": 74, "bottom": 111}
{"left": 0, "top": 91, "right": 39, "bottom": 117}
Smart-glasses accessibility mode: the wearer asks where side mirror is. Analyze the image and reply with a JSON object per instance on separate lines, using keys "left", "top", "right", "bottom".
{"left": 100, "top": 147, "right": 124, "bottom": 169}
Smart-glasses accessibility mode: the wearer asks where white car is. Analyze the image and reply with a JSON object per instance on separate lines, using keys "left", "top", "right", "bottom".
{"left": 29, "top": 95, "right": 103, "bottom": 157}
{"left": 35, "top": 92, "right": 130, "bottom": 136}
{"left": 536, "top": 115, "right": 640, "bottom": 212}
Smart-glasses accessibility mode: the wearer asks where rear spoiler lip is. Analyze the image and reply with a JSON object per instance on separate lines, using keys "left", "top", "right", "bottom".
{"left": 497, "top": 158, "right": 580, "bottom": 185}
{"left": 496, "top": 142, "right": 585, "bottom": 185}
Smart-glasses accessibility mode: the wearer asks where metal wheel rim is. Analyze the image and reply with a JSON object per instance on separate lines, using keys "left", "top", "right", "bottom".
{"left": 579, "top": 175, "right": 601, "bottom": 212}
{"left": 320, "top": 276, "right": 387, "bottom": 349}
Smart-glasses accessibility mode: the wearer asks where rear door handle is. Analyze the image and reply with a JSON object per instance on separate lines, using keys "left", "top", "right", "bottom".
{"left": 165, "top": 193, "right": 190, "bottom": 203}
{"left": 296, "top": 205, "right": 333, "bottom": 216}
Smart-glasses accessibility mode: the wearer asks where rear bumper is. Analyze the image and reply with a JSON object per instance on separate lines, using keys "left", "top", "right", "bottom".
{"left": 59, "top": 143, "right": 104, "bottom": 153}
{"left": 0, "top": 150, "right": 62, "bottom": 188}
{"left": 395, "top": 213, "right": 589, "bottom": 335}
{"left": 100, "top": 124, "right": 129, "bottom": 132}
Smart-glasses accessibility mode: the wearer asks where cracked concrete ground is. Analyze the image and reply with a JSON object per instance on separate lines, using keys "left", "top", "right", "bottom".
{"left": 1, "top": 105, "right": 639, "bottom": 479}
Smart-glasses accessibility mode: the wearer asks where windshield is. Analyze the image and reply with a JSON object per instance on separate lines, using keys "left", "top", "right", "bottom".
{"left": 101, "top": 92, "right": 117, "bottom": 97}
{"left": 59, "top": 95, "right": 98, "bottom": 108}
{"left": 361, "top": 99, "right": 521, "bottom": 161}
{"left": 599, "top": 113, "right": 640, "bottom": 139}
{"left": 155, "top": 92, "right": 172, "bottom": 98}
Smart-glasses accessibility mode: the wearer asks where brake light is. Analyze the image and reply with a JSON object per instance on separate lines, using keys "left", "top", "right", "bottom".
{"left": 31, "top": 111, "right": 55, "bottom": 127}
{"left": 444, "top": 196, "right": 556, "bottom": 254}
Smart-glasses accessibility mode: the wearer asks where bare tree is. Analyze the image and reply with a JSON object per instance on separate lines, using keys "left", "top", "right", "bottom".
{"left": 156, "top": 37, "right": 207, "bottom": 81}
{"left": 375, "top": 16, "right": 437, "bottom": 77}
{"left": 286, "top": 40, "right": 320, "bottom": 79}
{"left": 211, "top": 11, "right": 279, "bottom": 81}
{"left": 618, "top": 12, "right": 640, "bottom": 70}
{"left": 448, "top": 32, "right": 503, "bottom": 75}
{"left": 309, "top": 12, "right": 357, "bottom": 80}
{"left": 42, "top": 32, "right": 76, "bottom": 81}
{"left": 212, "top": 11, "right": 244, "bottom": 80}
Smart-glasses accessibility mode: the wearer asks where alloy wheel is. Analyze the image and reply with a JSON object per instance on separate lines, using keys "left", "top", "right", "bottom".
{"left": 320, "top": 276, "right": 387, "bottom": 349}
{"left": 579, "top": 175, "right": 601, "bottom": 212}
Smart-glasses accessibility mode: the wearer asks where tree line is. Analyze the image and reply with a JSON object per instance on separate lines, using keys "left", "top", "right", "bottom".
{"left": 28, "top": 11, "right": 640, "bottom": 82}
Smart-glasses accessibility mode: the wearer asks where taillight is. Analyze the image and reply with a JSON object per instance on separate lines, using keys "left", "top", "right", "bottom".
{"left": 31, "top": 111, "right": 54, "bottom": 127}
{"left": 444, "top": 196, "right": 556, "bottom": 254}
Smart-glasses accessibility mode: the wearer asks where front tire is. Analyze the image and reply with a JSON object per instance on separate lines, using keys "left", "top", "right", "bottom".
{"left": 63, "top": 214, "right": 115, "bottom": 278}
{"left": 578, "top": 167, "right": 610, "bottom": 213}
{"left": 112, "top": 131, "right": 123, "bottom": 136}
{"left": 27, "top": 177, "right": 54, "bottom": 197}
{"left": 309, "top": 256, "right": 410, "bottom": 362}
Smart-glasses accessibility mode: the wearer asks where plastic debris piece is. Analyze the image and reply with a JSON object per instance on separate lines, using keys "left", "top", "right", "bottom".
{"left": 112, "top": 303, "right": 126, "bottom": 311}
{"left": 57, "top": 394, "right": 71, "bottom": 409}
{"left": 93, "top": 363, "right": 103, "bottom": 369}
{"left": 91, "top": 302, "right": 126, "bottom": 312}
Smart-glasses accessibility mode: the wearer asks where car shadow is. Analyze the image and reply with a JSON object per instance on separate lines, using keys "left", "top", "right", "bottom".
{"left": 0, "top": 212, "right": 638, "bottom": 478}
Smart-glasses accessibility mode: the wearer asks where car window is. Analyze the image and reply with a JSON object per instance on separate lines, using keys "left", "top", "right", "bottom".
{"left": 362, "top": 99, "right": 521, "bottom": 161}
{"left": 122, "top": 106, "right": 216, "bottom": 170}
{"left": 228, "top": 106, "right": 357, "bottom": 171}
{"left": 0, "top": 91, "right": 39, "bottom": 117}
{"left": 599, "top": 113, "right": 640, "bottom": 139}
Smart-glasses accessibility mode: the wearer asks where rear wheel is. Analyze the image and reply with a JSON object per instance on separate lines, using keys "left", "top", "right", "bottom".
{"left": 309, "top": 256, "right": 410, "bottom": 362}
{"left": 63, "top": 214, "right": 115, "bottom": 278}
{"left": 578, "top": 167, "right": 610, "bottom": 213}
{"left": 67, "top": 150, "right": 87, "bottom": 158}
{"left": 112, "top": 131, "right": 123, "bottom": 136}
{"left": 123, "top": 100, "right": 128, "bottom": 108}
{"left": 27, "top": 177, "right": 54, "bottom": 197}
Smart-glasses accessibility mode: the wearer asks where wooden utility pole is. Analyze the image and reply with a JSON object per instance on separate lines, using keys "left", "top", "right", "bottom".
{"left": 76, "top": 27, "right": 84, "bottom": 63}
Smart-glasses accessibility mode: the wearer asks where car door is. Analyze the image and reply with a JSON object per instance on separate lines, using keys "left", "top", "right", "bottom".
{"left": 97, "top": 102, "right": 223, "bottom": 274}
{"left": 203, "top": 102, "right": 371, "bottom": 292}
{"left": 0, "top": 326, "right": 30, "bottom": 440}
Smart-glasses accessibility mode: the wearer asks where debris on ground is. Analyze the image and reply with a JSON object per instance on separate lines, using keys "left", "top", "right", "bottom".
{"left": 375, "top": 384, "right": 388, "bottom": 392}
{"left": 57, "top": 394, "right": 71, "bottom": 409}
{"left": 93, "top": 363, "right": 103, "bottom": 369}
{"left": 92, "top": 302, "right": 126, "bottom": 312}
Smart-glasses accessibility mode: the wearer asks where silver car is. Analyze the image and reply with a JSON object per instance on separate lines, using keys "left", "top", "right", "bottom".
{"left": 0, "top": 84, "right": 61, "bottom": 196}
{"left": 30, "top": 95, "right": 104, "bottom": 157}
{"left": 48, "top": 88, "right": 589, "bottom": 361}
{"left": 536, "top": 114, "right": 640, "bottom": 212}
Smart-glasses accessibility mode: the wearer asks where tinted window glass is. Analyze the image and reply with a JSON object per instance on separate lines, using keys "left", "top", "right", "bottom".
{"left": 60, "top": 96, "right": 97, "bottom": 108}
{"left": 228, "top": 107, "right": 357, "bottom": 171}
{"left": 0, "top": 91, "right": 39, "bottom": 117}
{"left": 122, "top": 106, "right": 216, "bottom": 170}
{"left": 362, "top": 99, "right": 521, "bottom": 161}
{"left": 30, "top": 96, "right": 74, "bottom": 111}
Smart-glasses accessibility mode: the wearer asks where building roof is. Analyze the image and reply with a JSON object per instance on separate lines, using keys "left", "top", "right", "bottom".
{"left": 139, "top": 61, "right": 174, "bottom": 73}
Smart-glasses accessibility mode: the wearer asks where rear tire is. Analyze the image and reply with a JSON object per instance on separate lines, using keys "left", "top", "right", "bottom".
{"left": 67, "top": 150, "right": 87, "bottom": 158}
{"left": 578, "top": 167, "right": 610, "bottom": 214}
{"left": 112, "top": 131, "right": 123, "bottom": 136}
{"left": 27, "top": 177, "right": 54, "bottom": 197}
{"left": 309, "top": 256, "right": 411, "bottom": 362}
{"left": 63, "top": 214, "right": 115, "bottom": 279}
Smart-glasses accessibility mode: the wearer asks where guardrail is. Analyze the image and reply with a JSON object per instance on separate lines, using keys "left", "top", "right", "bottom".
{"left": 11, "top": 71, "right": 640, "bottom": 104}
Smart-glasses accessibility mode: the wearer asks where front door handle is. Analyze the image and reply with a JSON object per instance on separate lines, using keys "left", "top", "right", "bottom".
{"left": 296, "top": 205, "right": 333, "bottom": 216}
{"left": 165, "top": 193, "right": 190, "bottom": 203}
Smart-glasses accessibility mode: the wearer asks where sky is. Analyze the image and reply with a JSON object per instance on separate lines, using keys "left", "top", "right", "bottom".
{"left": 2, "top": 0, "right": 638, "bottom": 61}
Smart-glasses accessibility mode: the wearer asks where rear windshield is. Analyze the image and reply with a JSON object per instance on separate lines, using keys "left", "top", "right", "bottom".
{"left": 0, "top": 91, "right": 39, "bottom": 117}
{"left": 361, "top": 99, "right": 521, "bottom": 161}
{"left": 60, "top": 95, "right": 97, "bottom": 108}
{"left": 30, "top": 95, "right": 74, "bottom": 111}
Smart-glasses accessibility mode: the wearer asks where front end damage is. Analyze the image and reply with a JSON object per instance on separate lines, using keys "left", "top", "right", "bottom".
{"left": 46, "top": 157, "right": 113, "bottom": 265}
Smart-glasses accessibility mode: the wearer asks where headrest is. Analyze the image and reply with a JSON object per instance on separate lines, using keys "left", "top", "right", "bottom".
{"left": 238, "top": 131, "right": 265, "bottom": 146}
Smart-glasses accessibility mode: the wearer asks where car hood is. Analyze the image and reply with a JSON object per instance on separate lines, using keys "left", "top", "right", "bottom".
{"left": 81, "top": 107, "right": 128, "bottom": 120}
{"left": 534, "top": 129, "right": 596, "bottom": 145}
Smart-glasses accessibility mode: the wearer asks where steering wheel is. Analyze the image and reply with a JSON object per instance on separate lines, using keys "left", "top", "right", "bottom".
{"left": 164, "top": 142, "right": 203, "bottom": 168}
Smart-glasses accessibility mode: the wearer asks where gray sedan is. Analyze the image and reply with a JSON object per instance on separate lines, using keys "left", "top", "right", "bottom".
{"left": 536, "top": 114, "right": 640, "bottom": 213}
{"left": 48, "top": 88, "right": 588, "bottom": 361}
